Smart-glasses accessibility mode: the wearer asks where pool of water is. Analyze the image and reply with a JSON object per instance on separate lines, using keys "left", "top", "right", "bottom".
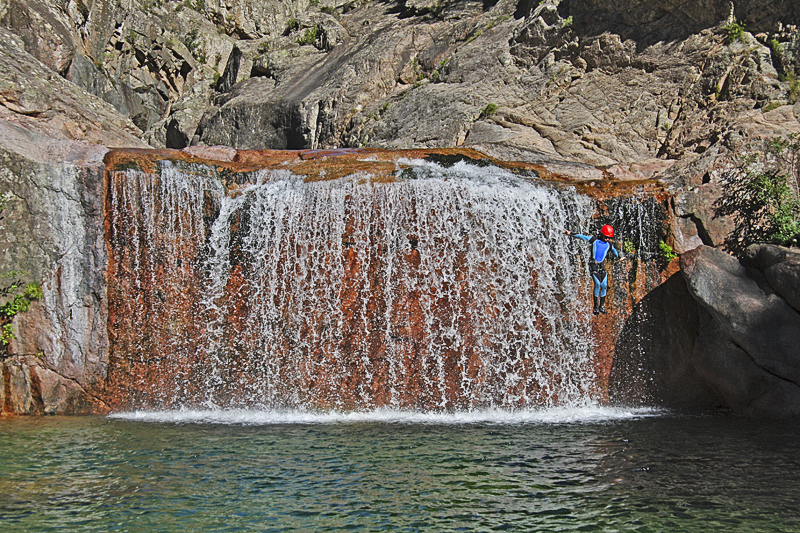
{"left": 2, "top": 407, "right": 799, "bottom": 532}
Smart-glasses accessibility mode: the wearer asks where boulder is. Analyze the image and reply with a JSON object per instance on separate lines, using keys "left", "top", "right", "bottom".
{"left": 612, "top": 244, "right": 800, "bottom": 418}
{"left": 744, "top": 244, "right": 800, "bottom": 313}
{"left": 682, "top": 246, "right": 800, "bottom": 389}
{"left": 610, "top": 273, "right": 724, "bottom": 410}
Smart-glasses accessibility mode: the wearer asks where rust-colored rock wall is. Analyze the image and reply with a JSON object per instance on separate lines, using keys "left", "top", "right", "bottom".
{"left": 98, "top": 148, "right": 671, "bottom": 412}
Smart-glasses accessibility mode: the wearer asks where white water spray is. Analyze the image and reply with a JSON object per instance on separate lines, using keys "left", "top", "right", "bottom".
{"left": 108, "top": 159, "right": 598, "bottom": 410}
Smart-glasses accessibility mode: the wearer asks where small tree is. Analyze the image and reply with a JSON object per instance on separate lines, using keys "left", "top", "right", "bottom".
{"left": 715, "top": 134, "right": 800, "bottom": 254}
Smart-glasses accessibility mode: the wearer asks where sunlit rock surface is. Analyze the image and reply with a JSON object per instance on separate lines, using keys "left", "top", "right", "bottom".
{"left": 0, "top": 121, "right": 110, "bottom": 414}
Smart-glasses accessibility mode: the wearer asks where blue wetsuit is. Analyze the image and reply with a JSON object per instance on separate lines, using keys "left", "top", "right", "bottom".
{"left": 571, "top": 234, "right": 619, "bottom": 297}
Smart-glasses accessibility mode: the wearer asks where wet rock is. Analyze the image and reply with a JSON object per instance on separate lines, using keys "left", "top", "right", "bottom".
{"left": 0, "top": 356, "right": 107, "bottom": 415}
{"left": 610, "top": 272, "right": 723, "bottom": 410}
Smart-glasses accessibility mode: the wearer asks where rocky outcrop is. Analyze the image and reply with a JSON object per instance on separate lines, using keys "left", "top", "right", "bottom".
{"left": 1, "top": 0, "right": 799, "bottom": 252}
{"left": 611, "top": 244, "right": 800, "bottom": 418}
{"left": 0, "top": 27, "right": 147, "bottom": 148}
{"left": 0, "top": 119, "right": 111, "bottom": 414}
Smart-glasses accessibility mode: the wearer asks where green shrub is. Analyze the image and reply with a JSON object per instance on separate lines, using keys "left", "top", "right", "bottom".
{"left": 747, "top": 168, "right": 800, "bottom": 246}
{"left": 723, "top": 19, "right": 745, "bottom": 43}
{"left": 1, "top": 283, "right": 44, "bottom": 318}
{"left": 297, "top": 25, "right": 319, "bottom": 46}
{"left": 0, "top": 196, "right": 43, "bottom": 350}
{"left": 622, "top": 239, "right": 636, "bottom": 255}
{"left": 658, "top": 240, "right": 678, "bottom": 262}
{"left": 285, "top": 18, "right": 300, "bottom": 35}
{"left": 0, "top": 282, "right": 43, "bottom": 346}
{"left": 183, "top": 28, "right": 200, "bottom": 52}
{"left": 769, "top": 38, "right": 782, "bottom": 56}
{"left": 716, "top": 134, "right": 800, "bottom": 252}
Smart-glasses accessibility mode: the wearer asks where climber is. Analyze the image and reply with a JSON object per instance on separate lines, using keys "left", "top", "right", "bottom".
{"left": 564, "top": 224, "right": 621, "bottom": 316}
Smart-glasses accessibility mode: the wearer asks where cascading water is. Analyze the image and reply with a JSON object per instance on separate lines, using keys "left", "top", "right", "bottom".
{"left": 106, "top": 157, "right": 601, "bottom": 411}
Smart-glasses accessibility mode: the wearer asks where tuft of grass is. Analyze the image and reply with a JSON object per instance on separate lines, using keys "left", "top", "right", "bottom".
{"left": 479, "top": 103, "right": 498, "bottom": 118}
{"left": 285, "top": 17, "right": 300, "bottom": 35}
{"left": 769, "top": 37, "right": 782, "bottom": 56}
{"left": 297, "top": 25, "right": 319, "bottom": 46}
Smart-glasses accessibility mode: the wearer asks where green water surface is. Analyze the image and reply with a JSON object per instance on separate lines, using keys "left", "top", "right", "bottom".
{"left": 1, "top": 410, "right": 799, "bottom": 532}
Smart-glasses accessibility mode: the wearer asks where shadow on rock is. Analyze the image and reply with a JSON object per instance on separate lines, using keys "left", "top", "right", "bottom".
{"left": 609, "top": 271, "right": 725, "bottom": 411}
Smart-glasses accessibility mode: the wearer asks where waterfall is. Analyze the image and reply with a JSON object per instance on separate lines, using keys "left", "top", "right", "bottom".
{"left": 106, "top": 157, "right": 598, "bottom": 411}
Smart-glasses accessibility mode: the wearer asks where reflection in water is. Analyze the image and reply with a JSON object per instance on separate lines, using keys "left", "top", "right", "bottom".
{"left": 1, "top": 412, "right": 799, "bottom": 531}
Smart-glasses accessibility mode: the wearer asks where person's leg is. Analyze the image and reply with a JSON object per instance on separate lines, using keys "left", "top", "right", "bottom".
{"left": 591, "top": 275, "right": 602, "bottom": 315}
{"left": 598, "top": 274, "right": 608, "bottom": 313}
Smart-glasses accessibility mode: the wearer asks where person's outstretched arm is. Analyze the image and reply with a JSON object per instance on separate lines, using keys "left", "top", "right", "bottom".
{"left": 564, "top": 229, "right": 591, "bottom": 242}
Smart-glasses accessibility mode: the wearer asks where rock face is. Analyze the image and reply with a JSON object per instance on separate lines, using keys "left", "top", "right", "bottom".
{"left": 2, "top": 0, "right": 799, "bottom": 255}
{"left": 612, "top": 244, "right": 800, "bottom": 418}
{"left": 0, "top": 120, "right": 110, "bottom": 414}
{"left": 0, "top": 27, "right": 147, "bottom": 148}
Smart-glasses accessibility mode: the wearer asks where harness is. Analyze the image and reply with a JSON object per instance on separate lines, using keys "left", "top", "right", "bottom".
{"left": 587, "top": 237, "right": 611, "bottom": 282}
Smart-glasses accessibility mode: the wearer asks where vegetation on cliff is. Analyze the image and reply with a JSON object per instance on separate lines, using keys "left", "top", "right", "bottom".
{"left": 0, "top": 193, "right": 42, "bottom": 355}
{"left": 717, "top": 134, "right": 800, "bottom": 254}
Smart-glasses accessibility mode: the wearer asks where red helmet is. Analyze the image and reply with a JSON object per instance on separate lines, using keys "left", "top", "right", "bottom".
{"left": 600, "top": 224, "right": 615, "bottom": 238}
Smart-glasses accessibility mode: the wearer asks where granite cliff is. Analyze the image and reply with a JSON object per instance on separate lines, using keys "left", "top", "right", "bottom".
{"left": 1, "top": 0, "right": 800, "bottom": 416}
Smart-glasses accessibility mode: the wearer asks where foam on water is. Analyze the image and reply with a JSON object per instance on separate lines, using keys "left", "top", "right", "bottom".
{"left": 108, "top": 405, "right": 663, "bottom": 426}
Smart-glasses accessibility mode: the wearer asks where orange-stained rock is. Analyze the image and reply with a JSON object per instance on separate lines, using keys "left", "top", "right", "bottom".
{"left": 100, "top": 147, "right": 672, "bottom": 411}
